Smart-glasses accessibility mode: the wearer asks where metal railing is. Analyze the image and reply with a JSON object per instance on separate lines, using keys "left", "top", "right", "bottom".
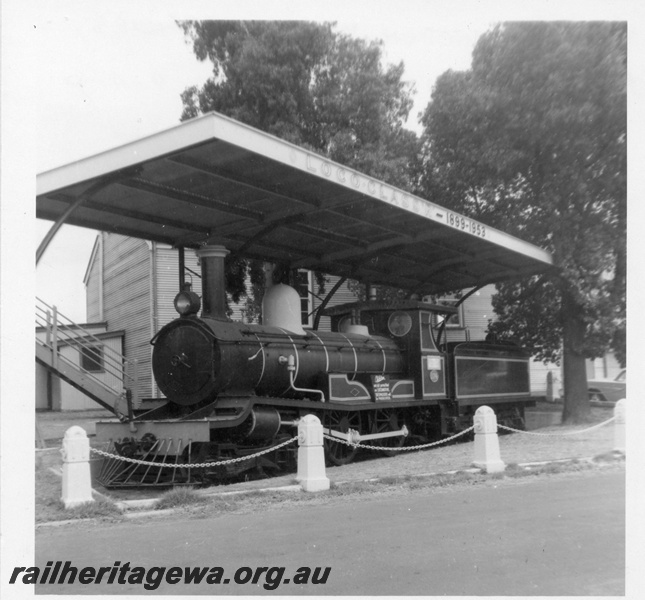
{"left": 35, "top": 297, "right": 139, "bottom": 415}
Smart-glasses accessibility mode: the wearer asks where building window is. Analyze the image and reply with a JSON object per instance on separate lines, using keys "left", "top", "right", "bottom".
{"left": 294, "top": 270, "right": 313, "bottom": 327}
{"left": 432, "top": 295, "right": 464, "bottom": 329}
{"left": 81, "top": 345, "right": 104, "bottom": 372}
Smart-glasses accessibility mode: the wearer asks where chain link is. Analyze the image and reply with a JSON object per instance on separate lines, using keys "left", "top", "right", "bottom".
{"left": 323, "top": 426, "right": 475, "bottom": 452}
{"left": 89, "top": 436, "right": 298, "bottom": 468}
{"left": 498, "top": 416, "right": 615, "bottom": 437}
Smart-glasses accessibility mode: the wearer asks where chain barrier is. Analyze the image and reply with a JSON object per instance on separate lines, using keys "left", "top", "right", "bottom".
{"left": 89, "top": 436, "right": 298, "bottom": 468}
{"left": 324, "top": 414, "right": 615, "bottom": 452}
{"left": 87, "top": 415, "right": 616, "bottom": 467}
{"left": 498, "top": 416, "right": 615, "bottom": 437}
{"left": 323, "top": 425, "right": 475, "bottom": 452}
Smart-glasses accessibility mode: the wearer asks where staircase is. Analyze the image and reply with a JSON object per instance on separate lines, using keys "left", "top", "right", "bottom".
{"left": 36, "top": 298, "right": 139, "bottom": 417}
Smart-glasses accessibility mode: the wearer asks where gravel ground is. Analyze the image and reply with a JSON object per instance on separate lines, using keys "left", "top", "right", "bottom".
{"left": 35, "top": 404, "right": 620, "bottom": 498}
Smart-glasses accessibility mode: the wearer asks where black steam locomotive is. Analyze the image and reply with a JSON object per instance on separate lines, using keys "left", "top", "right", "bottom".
{"left": 95, "top": 245, "right": 532, "bottom": 487}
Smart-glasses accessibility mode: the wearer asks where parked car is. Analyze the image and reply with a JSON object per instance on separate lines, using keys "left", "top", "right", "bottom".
{"left": 587, "top": 369, "right": 626, "bottom": 403}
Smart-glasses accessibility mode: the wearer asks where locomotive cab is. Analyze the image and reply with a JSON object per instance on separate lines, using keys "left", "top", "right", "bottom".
{"left": 325, "top": 300, "right": 455, "bottom": 403}
{"left": 325, "top": 300, "right": 533, "bottom": 433}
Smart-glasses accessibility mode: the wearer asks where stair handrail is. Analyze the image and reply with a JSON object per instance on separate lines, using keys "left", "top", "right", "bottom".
{"left": 35, "top": 297, "right": 139, "bottom": 415}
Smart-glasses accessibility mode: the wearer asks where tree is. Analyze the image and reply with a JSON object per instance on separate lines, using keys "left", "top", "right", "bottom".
{"left": 419, "top": 22, "right": 626, "bottom": 423}
{"left": 178, "top": 20, "right": 420, "bottom": 316}
{"left": 179, "top": 21, "right": 418, "bottom": 183}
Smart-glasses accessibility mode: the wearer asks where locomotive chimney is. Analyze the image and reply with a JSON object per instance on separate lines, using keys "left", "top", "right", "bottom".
{"left": 195, "top": 244, "right": 230, "bottom": 319}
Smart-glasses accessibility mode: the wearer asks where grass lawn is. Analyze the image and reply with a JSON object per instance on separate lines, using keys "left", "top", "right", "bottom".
{"left": 36, "top": 453, "right": 123, "bottom": 523}
{"left": 36, "top": 449, "right": 624, "bottom": 525}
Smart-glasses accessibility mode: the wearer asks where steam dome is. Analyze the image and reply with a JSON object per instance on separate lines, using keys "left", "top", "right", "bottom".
{"left": 262, "top": 284, "right": 306, "bottom": 335}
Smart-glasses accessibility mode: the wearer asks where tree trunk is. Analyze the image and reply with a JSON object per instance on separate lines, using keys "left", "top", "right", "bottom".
{"left": 560, "top": 290, "right": 591, "bottom": 424}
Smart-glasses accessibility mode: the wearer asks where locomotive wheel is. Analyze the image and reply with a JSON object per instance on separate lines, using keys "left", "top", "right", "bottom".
{"left": 369, "top": 408, "right": 407, "bottom": 457}
{"left": 323, "top": 410, "right": 361, "bottom": 466}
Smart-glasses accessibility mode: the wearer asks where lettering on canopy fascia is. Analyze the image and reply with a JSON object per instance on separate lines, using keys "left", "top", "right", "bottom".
{"left": 302, "top": 151, "right": 433, "bottom": 216}
{"left": 289, "top": 147, "right": 487, "bottom": 241}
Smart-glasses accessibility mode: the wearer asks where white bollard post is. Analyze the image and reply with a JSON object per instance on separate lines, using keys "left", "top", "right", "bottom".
{"left": 61, "top": 426, "right": 95, "bottom": 508}
{"left": 614, "top": 399, "right": 626, "bottom": 453}
{"left": 296, "top": 415, "right": 330, "bottom": 492}
{"left": 472, "top": 406, "right": 506, "bottom": 473}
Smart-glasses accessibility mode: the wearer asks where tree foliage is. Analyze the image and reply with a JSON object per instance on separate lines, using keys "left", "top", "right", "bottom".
{"left": 179, "top": 21, "right": 418, "bottom": 185}
{"left": 178, "top": 20, "right": 420, "bottom": 318}
{"left": 420, "top": 22, "right": 626, "bottom": 421}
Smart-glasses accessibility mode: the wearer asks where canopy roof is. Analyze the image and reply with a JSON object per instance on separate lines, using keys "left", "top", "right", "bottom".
{"left": 37, "top": 112, "right": 553, "bottom": 296}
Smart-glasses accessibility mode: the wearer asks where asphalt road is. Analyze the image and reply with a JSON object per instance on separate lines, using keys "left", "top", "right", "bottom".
{"left": 32, "top": 470, "right": 624, "bottom": 596}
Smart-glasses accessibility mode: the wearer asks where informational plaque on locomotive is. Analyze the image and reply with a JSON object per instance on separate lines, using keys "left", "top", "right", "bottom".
{"left": 371, "top": 375, "right": 393, "bottom": 402}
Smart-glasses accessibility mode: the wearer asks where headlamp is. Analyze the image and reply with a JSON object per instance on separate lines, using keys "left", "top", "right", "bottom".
{"left": 174, "top": 290, "right": 201, "bottom": 316}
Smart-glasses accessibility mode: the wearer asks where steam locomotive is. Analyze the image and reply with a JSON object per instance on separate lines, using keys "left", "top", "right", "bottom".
{"left": 95, "top": 245, "right": 532, "bottom": 487}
